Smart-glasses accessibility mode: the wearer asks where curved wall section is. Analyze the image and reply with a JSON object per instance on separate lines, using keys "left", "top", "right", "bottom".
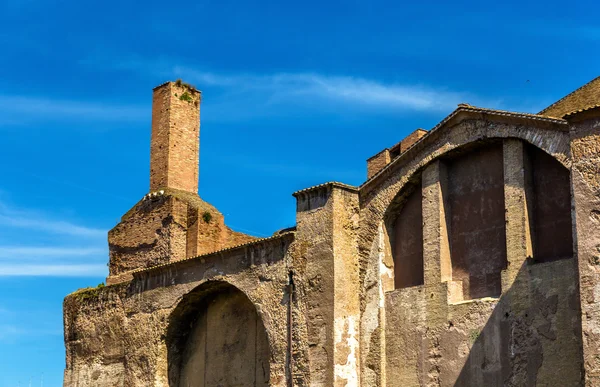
{"left": 168, "top": 283, "right": 270, "bottom": 387}
{"left": 360, "top": 130, "right": 582, "bottom": 386}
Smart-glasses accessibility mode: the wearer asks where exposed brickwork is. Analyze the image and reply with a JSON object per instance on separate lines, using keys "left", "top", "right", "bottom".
{"left": 107, "top": 193, "right": 181, "bottom": 277}
{"left": 107, "top": 188, "right": 256, "bottom": 283}
{"left": 150, "top": 81, "right": 201, "bottom": 193}
{"left": 65, "top": 78, "right": 600, "bottom": 387}
{"left": 293, "top": 184, "right": 361, "bottom": 386}
{"left": 399, "top": 128, "right": 427, "bottom": 153}
{"left": 368, "top": 129, "right": 428, "bottom": 179}
{"left": 64, "top": 234, "right": 295, "bottom": 387}
{"left": 367, "top": 149, "right": 391, "bottom": 179}
{"left": 107, "top": 82, "right": 255, "bottom": 284}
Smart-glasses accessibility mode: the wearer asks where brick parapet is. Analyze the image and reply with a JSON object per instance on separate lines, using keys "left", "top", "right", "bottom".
{"left": 367, "top": 149, "right": 391, "bottom": 179}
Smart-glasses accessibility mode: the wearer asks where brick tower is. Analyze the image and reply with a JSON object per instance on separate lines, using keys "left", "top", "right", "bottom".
{"left": 106, "top": 81, "right": 255, "bottom": 284}
{"left": 150, "top": 81, "right": 201, "bottom": 193}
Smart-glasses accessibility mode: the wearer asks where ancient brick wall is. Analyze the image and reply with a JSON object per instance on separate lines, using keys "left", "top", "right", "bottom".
{"left": 358, "top": 115, "right": 584, "bottom": 386}
{"left": 367, "top": 149, "right": 391, "bottom": 179}
{"left": 292, "top": 183, "right": 361, "bottom": 387}
{"left": 359, "top": 111, "right": 581, "bottom": 386}
{"left": 150, "top": 82, "right": 201, "bottom": 193}
{"left": 64, "top": 234, "right": 295, "bottom": 387}
{"left": 64, "top": 80, "right": 600, "bottom": 387}
{"left": 398, "top": 128, "right": 427, "bottom": 153}
{"left": 366, "top": 129, "right": 427, "bottom": 179}
{"left": 569, "top": 111, "right": 600, "bottom": 385}
{"left": 108, "top": 193, "right": 179, "bottom": 277}
{"left": 107, "top": 189, "right": 256, "bottom": 283}
{"left": 384, "top": 138, "right": 581, "bottom": 386}
{"left": 107, "top": 81, "right": 255, "bottom": 283}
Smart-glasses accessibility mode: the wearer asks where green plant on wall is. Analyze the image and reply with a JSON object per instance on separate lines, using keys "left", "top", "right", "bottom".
{"left": 74, "top": 282, "right": 106, "bottom": 301}
{"left": 179, "top": 91, "right": 193, "bottom": 103}
{"left": 469, "top": 329, "right": 480, "bottom": 344}
{"left": 202, "top": 211, "right": 212, "bottom": 223}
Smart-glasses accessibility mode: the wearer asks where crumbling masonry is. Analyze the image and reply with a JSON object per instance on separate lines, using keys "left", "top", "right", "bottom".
{"left": 64, "top": 77, "right": 600, "bottom": 386}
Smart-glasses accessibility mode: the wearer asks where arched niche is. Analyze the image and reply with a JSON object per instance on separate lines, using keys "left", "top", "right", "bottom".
{"left": 524, "top": 142, "right": 573, "bottom": 262}
{"left": 167, "top": 281, "right": 271, "bottom": 387}
{"left": 383, "top": 177, "right": 424, "bottom": 290}
{"left": 381, "top": 138, "right": 574, "bottom": 299}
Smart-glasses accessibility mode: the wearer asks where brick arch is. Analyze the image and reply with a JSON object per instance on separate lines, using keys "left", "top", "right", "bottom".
{"left": 166, "top": 280, "right": 271, "bottom": 387}
{"left": 361, "top": 129, "right": 571, "bottom": 263}
{"left": 362, "top": 120, "right": 571, "bottom": 211}
{"left": 379, "top": 136, "right": 573, "bottom": 296}
{"left": 359, "top": 123, "right": 574, "bottom": 382}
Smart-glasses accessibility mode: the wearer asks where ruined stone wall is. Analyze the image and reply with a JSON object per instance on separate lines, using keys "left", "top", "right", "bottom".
{"left": 367, "top": 129, "right": 428, "bottom": 180}
{"left": 383, "top": 138, "right": 583, "bottom": 385}
{"left": 290, "top": 183, "right": 361, "bottom": 387}
{"left": 384, "top": 258, "right": 582, "bottom": 386}
{"left": 64, "top": 233, "right": 295, "bottom": 387}
{"left": 293, "top": 187, "right": 336, "bottom": 386}
{"left": 185, "top": 201, "right": 256, "bottom": 258}
{"left": 332, "top": 188, "right": 361, "bottom": 386}
{"left": 65, "top": 75, "right": 600, "bottom": 386}
{"left": 357, "top": 116, "right": 583, "bottom": 386}
{"left": 570, "top": 112, "right": 600, "bottom": 385}
{"left": 108, "top": 194, "right": 177, "bottom": 277}
{"left": 108, "top": 189, "right": 256, "bottom": 283}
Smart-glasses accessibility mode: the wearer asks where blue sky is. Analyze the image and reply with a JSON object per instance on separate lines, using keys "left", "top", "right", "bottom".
{"left": 0, "top": 0, "right": 598, "bottom": 385}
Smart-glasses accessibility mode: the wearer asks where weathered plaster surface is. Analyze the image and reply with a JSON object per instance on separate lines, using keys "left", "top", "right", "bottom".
{"left": 571, "top": 115, "right": 600, "bottom": 385}
{"left": 65, "top": 234, "right": 294, "bottom": 387}
{"left": 64, "top": 80, "right": 600, "bottom": 386}
{"left": 357, "top": 118, "right": 582, "bottom": 386}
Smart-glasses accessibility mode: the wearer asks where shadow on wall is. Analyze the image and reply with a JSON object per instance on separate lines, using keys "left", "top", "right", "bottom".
{"left": 166, "top": 281, "right": 271, "bottom": 387}
{"left": 451, "top": 257, "right": 584, "bottom": 386}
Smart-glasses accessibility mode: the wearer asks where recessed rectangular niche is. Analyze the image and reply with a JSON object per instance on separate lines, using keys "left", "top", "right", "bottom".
{"left": 526, "top": 144, "right": 574, "bottom": 262}
{"left": 392, "top": 187, "right": 424, "bottom": 289}
{"left": 447, "top": 143, "right": 507, "bottom": 300}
